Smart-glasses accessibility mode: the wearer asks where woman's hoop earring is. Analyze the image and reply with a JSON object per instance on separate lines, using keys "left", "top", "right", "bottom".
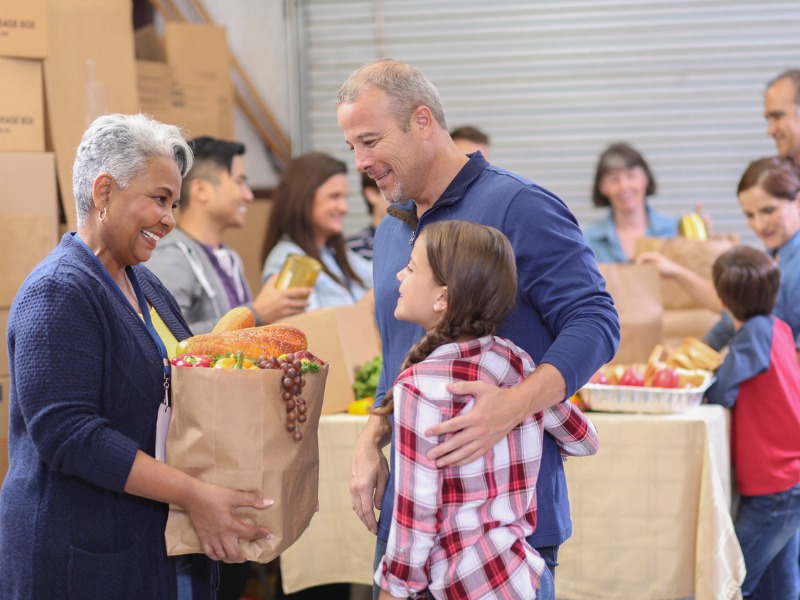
{"left": 99, "top": 208, "right": 107, "bottom": 222}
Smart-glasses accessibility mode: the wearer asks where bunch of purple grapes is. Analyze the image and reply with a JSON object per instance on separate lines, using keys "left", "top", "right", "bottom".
{"left": 258, "top": 352, "right": 307, "bottom": 441}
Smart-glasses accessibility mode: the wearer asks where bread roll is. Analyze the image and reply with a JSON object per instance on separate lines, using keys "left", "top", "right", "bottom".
{"left": 176, "top": 323, "right": 307, "bottom": 358}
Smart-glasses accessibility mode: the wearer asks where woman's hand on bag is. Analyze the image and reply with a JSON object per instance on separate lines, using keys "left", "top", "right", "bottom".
{"left": 186, "top": 482, "right": 273, "bottom": 563}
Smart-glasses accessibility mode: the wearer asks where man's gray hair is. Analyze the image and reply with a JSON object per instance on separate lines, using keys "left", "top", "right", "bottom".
{"left": 767, "top": 69, "right": 800, "bottom": 107}
{"left": 72, "top": 113, "right": 193, "bottom": 226}
{"left": 335, "top": 58, "right": 448, "bottom": 132}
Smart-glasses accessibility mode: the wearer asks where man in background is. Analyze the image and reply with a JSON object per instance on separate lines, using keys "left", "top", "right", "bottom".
{"left": 148, "top": 136, "right": 310, "bottom": 334}
{"left": 765, "top": 70, "right": 800, "bottom": 163}
{"left": 347, "top": 172, "right": 387, "bottom": 261}
{"left": 450, "top": 124, "right": 491, "bottom": 160}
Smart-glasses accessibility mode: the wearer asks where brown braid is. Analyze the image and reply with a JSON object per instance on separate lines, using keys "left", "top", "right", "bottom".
{"left": 372, "top": 220, "right": 518, "bottom": 416}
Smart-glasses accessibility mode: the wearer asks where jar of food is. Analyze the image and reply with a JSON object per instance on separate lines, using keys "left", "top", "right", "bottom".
{"left": 275, "top": 254, "right": 322, "bottom": 298}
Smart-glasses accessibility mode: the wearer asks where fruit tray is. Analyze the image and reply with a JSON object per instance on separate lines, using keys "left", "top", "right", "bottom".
{"left": 580, "top": 371, "right": 715, "bottom": 414}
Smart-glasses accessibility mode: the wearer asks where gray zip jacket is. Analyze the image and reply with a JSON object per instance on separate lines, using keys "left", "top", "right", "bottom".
{"left": 146, "top": 227, "right": 257, "bottom": 335}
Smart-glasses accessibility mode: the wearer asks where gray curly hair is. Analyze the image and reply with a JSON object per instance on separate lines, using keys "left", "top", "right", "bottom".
{"left": 72, "top": 113, "right": 193, "bottom": 226}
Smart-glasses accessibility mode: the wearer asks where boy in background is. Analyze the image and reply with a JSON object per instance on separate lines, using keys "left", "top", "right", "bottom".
{"left": 706, "top": 245, "right": 800, "bottom": 598}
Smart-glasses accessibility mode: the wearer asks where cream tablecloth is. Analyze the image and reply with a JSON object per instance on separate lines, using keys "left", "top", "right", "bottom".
{"left": 556, "top": 405, "right": 744, "bottom": 600}
{"left": 280, "top": 405, "right": 745, "bottom": 599}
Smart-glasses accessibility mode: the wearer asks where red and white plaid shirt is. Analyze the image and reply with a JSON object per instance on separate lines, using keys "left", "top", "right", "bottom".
{"left": 375, "top": 336, "right": 599, "bottom": 599}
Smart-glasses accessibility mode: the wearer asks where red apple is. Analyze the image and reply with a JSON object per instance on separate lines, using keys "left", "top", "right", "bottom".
{"left": 589, "top": 371, "right": 609, "bottom": 385}
{"left": 652, "top": 367, "right": 680, "bottom": 388}
{"left": 618, "top": 367, "right": 645, "bottom": 387}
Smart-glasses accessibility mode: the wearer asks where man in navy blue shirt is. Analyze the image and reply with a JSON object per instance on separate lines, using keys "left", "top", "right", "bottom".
{"left": 336, "top": 59, "right": 620, "bottom": 598}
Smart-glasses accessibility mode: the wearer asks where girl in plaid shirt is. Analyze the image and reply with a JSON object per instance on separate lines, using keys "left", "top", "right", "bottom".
{"left": 373, "top": 221, "right": 599, "bottom": 600}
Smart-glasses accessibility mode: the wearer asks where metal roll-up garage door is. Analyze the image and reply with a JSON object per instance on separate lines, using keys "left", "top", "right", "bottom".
{"left": 288, "top": 0, "right": 800, "bottom": 245}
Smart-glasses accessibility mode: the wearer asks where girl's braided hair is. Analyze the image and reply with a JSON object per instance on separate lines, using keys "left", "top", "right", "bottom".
{"left": 374, "top": 220, "right": 518, "bottom": 415}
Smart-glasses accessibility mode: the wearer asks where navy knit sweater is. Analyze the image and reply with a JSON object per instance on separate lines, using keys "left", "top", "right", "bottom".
{"left": 0, "top": 233, "right": 214, "bottom": 599}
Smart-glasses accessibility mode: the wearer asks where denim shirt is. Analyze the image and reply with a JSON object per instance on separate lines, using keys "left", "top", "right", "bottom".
{"left": 773, "top": 231, "right": 800, "bottom": 347}
{"left": 261, "top": 239, "right": 373, "bottom": 311}
{"left": 706, "top": 231, "right": 800, "bottom": 351}
{"left": 582, "top": 206, "right": 679, "bottom": 263}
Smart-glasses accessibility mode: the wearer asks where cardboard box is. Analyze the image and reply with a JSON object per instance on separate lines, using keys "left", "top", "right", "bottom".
{"left": 134, "top": 23, "right": 234, "bottom": 140}
{"left": 221, "top": 199, "right": 273, "bottom": 296}
{"left": 282, "top": 303, "right": 381, "bottom": 414}
{"left": 163, "top": 22, "right": 234, "bottom": 139}
{"left": 134, "top": 24, "right": 165, "bottom": 62}
{"left": 0, "top": 152, "right": 58, "bottom": 308}
{"left": 136, "top": 59, "right": 172, "bottom": 122}
{"left": 136, "top": 59, "right": 232, "bottom": 140}
{"left": 43, "top": 0, "right": 139, "bottom": 231}
{"left": 0, "top": 0, "right": 47, "bottom": 59}
{"left": 170, "top": 65, "right": 231, "bottom": 139}
{"left": 0, "top": 57, "right": 44, "bottom": 151}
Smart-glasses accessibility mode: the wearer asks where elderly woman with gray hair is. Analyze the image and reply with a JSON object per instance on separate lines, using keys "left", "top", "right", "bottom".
{"left": 0, "top": 114, "right": 272, "bottom": 599}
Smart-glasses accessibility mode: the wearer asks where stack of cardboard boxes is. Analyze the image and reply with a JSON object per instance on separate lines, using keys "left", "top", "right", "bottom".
{"left": 0, "top": 0, "right": 144, "bottom": 487}
{"left": 135, "top": 22, "right": 235, "bottom": 142}
{"left": 0, "top": 0, "right": 56, "bottom": 487}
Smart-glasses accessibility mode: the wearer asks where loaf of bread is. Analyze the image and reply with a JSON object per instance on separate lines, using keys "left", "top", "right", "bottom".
{"left": 176, "top": 323, "right": 307, "bottom": 358}
{"left": 210, "top": 306, "right": 256, "bottom": 334}
{"left": 666, "top": 337, "right": 721, "bottom": 371}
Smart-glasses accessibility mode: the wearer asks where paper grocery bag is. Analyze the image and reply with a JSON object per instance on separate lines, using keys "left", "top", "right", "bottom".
{"left": 164, "top": 364, "right": 328, "bottom": 563}
{"left": 636, "top": 235, "right": 738, "bottom": 310}
{"left": 598, "top": 263, "right": 663, "bottom": 364}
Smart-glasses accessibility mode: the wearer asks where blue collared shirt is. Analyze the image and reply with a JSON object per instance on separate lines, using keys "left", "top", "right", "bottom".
{"left": 582, "top": 206, "right": 679, "bottom": 263}
{"left": 371, "top": 152, "right": 620, "bottom": 547}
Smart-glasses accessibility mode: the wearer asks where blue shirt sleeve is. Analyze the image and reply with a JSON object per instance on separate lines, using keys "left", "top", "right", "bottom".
{"left": 705, "top": 315, "right": 773, "bottom": 408}
{"left": 504, "top": 190, "right": 620, "bottom": 397}
{"left": 703, "top": 311, "right": 736, "bottom": 351}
